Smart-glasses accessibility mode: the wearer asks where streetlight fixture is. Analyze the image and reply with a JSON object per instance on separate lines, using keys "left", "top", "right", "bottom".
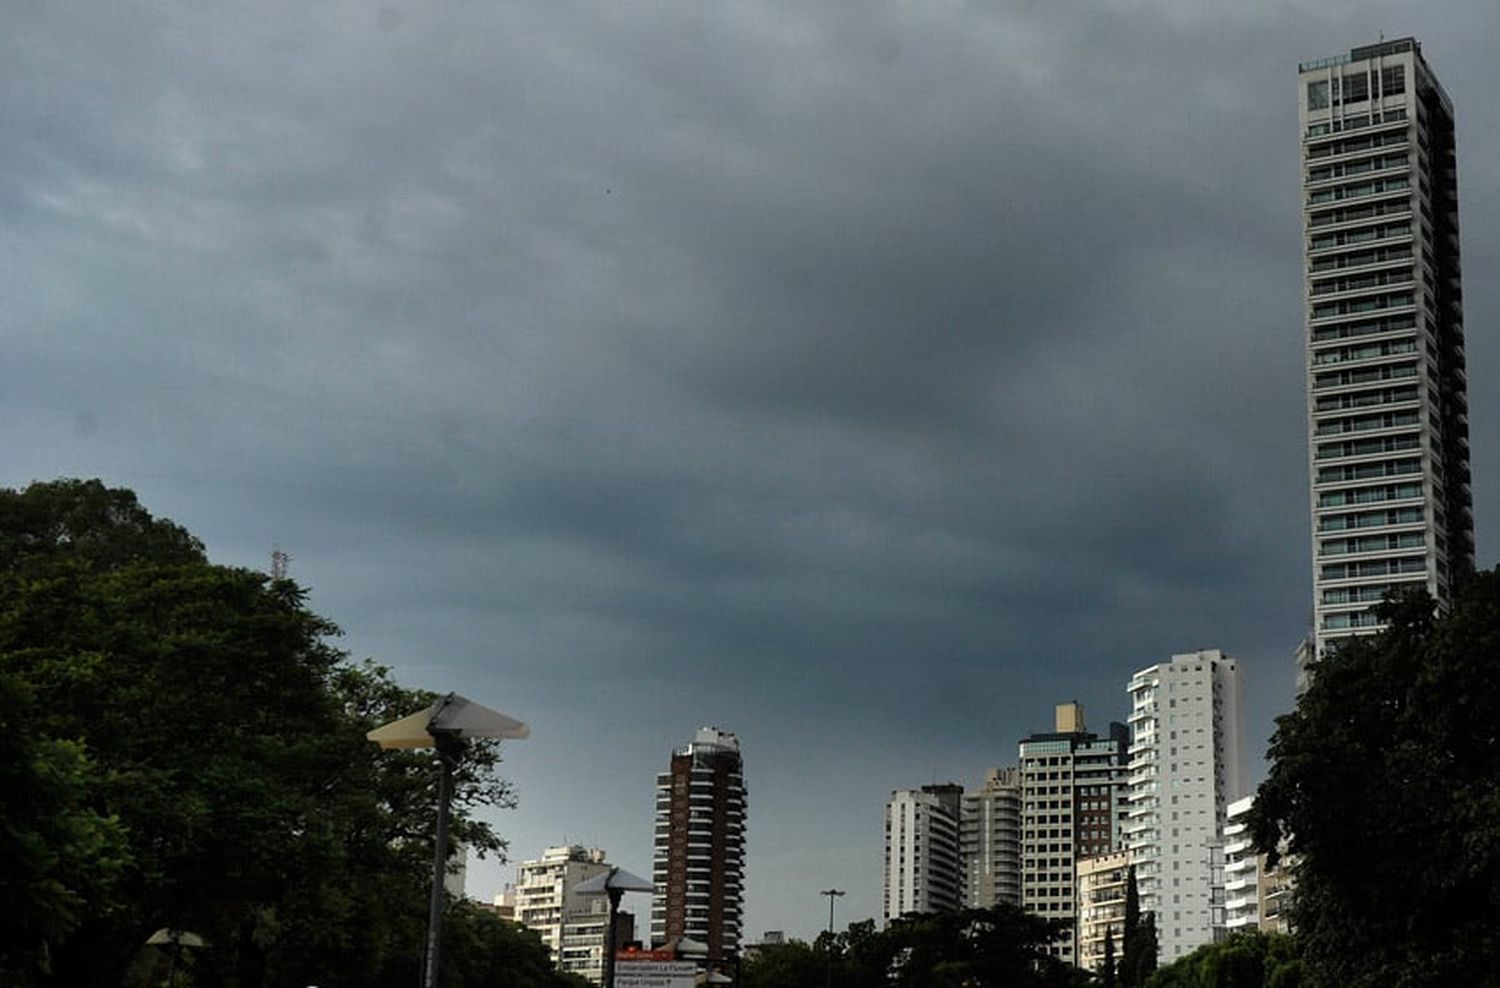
{"left": 145, "top": 929, "right": 206, "bottom": 988}
{"left": 575, "top": 865, "right": 655, "bottom": 988}
{"left": 368, "top": 693, "right": 529, "bottom": 988}
{"left": 818, "top": 889, "right": 845, "bottom": 988}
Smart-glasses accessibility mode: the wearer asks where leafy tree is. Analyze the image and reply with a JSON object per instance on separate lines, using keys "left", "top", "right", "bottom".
{"left": 741, "top": 938, "right": 824, "bottom": 988}
{"left": 1120, "top": 865, "right": 1156, "bottom": 987}
{"left": 0, "top": 671, "right": 130, "bottom": 982}
{"left": 744, "top": 907, "right": 1088, "bottom": 988}
{"left": 1143, "top": 932, "right": 1302, "bottom": 988}
{"left": 1250, "top": 571, "right": 1500, "bottom": 987}
{"left": 0, "top": 480, "right": 523, "bottom": 986}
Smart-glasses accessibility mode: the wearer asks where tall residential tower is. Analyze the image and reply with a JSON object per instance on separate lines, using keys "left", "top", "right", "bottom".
{"left": 1124, "top": 650, "right": 1245, "bottom": 963}
{"left": 961, "top": 768, "right": 1022, "bottom": 910}
{"left": 1300, "top": 38, "right": 1473, "bottom": 659}
{"left": 1018, "top": 703, "right": 1129, "bottom": 965}
{"left": 651, "top": 727, "right": 747, "bottom": 960}
{"left": 883, "top": 784, "right": 964, "bottom": 921}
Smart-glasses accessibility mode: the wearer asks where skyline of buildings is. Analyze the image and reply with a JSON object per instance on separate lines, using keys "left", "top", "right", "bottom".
{"left": 495, "top": 35, "right": 1483, "bottom": 981}
{"left": 1301, "top": 36, "right": 1474, "bottom": 659}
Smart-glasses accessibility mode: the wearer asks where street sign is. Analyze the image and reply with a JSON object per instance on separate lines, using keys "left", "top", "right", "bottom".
{"left": 613, "top": 959, "right": 696, "bottom": 988}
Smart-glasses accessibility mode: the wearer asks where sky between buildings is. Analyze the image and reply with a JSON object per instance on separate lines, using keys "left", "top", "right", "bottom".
{"left": 5, "top": 0, "right": 1499, "bottom": 943}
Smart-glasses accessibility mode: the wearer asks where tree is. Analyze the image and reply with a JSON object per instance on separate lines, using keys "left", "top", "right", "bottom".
{"left": 883, "top": 906, "right": 1089, "bottom": 987}
{"left": 1250, "top": 570, "right": 1500, "bottom": 987}
{"left": 0, "top": 480, "right": 522, "bottom": 986}
{"left": 1120, "top": 865, "right": 1156, "bottom": 987}
{"left": 0, "top": 671, "right": 130, "bottom": 982}
{"left": 1143, "top": 932, "right": 1302, "bottom": 988}
{"left": 741, "top": 939, "right": 824, "bottom": 988}
{"left": 1103, "top": 926, "right": 1117, "bottom": 988}
{"left": 743, "top": 908, "right": 1089, "bottom": 988}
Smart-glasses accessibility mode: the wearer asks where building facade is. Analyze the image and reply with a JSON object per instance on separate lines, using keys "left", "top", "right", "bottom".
{"left": 1076, "top": 851, "right": 1130, "bottom": 975}
{"left": 1222, "top": 796, "right": 1259, "bottom": 932}
{"left": 961, "top": 767, "right": 1022, "bottom": 909}
{"left": 883, "top": 784, "right": 964, "bottom": 922}
{"left": 1301, "top": 37, "right": 1473, "bottom": 659}
{"left": 516, "top": 846, "right": 613, "bottom": 979}
{"left": 651, "top": 727, "right": 747, "bottom": 960}
{"left": 1018, "top": 703, "right": 1130, "bottom": 964}
{"left": 1124, "top": 651, "right": 1245, "bottom": 964}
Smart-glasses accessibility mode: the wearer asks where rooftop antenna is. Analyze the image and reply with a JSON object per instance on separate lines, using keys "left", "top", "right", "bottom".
{"left": 271, "top": 547, "right": 291, "bottom": 581}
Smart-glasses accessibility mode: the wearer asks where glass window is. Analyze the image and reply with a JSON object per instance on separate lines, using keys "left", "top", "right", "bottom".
{"left": 1307, "top": 80, "right": 1330, "bottom": 110}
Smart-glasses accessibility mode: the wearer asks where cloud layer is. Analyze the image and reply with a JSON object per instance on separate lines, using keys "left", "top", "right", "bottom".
{"left": 5, "top": 0, "right": 1499, "bottom": 938}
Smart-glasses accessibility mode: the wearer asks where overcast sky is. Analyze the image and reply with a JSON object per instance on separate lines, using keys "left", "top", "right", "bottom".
{"left": 5, "top": 0, "right": 1499, "bottom": 942}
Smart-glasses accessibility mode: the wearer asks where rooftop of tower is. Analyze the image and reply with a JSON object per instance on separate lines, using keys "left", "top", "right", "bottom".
{"left": 1299, "top": 36, "right": 1420, "bottom": 73}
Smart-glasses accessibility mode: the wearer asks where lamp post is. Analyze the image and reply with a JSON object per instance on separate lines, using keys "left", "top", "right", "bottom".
{"left": 819, "top": 889, "right": 844, "bottom": 988}
{"left": 369, "top": 693, "right": 529, "bottom": 988}
{"left": 576, "top": 866, "right": 654, "bottom": 988}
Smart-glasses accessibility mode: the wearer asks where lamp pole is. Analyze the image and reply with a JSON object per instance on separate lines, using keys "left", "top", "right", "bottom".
{"left": 423, "top": 732, "right": 462, "bottom": 988}
{"left": 819, "top": 889, "right": 844, "bottom": 988}
{"left": 603, "top": 878, "right": 623, "bottom": 988}
{"left": 366, "top": 693, "right": 529, "bottom": 988}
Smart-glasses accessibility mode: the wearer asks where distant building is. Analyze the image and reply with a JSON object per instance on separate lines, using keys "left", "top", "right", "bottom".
{"left": 561, "top": 903, "right": 634, "bottom": 984}
{"left": 1221, "top": 793, "right": 1296, "bottom": 937}
{"left": 1124, "top": 651, "right": 1245, "bottom": 963}
{"left": 961, "top": 767, "right": 1022, "bottom": 909}
{"left": 883, "top": 784, "right": 964, "bottom": 921}
{"left": 1076, "top": 851, "right": 1130, "bottom": 975}
{"left": 516, "top": 845, "right": 612, "bottom": 977}
{"left": 480, "top": 885, "right": 517, "bottom": 922}
{"left": 1223, "top": 796, "right": 1259, "bottom": 932}
{"left": 1018, "top": 702, "right": 1130, "bottom": 965}
{"left": 651, "top": 727, "right": 747, "bottom": 960}
{"left": 1300, "top": 38, "right": 1474, "bottom": 658}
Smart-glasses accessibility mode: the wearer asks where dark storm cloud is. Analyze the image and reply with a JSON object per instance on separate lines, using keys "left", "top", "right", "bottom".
{"left": 5, "top": 0, "right": 1499, "bottom": 938}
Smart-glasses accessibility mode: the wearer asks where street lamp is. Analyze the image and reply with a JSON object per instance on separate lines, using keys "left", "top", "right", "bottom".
{"left": 146, "top": 928, "right": 206, "bottom": 988}
{"left": 368, "top": 693, "right": 529, "bottom": 988}
{"left": 575, "top": 866, "right": 655, "bottom": 988}
{"left": 819, "top": 889, "right": 845, "bottom": 988}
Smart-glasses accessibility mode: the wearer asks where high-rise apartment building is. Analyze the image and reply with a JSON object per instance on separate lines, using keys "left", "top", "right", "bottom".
{"left": 1124, "top": 651, "right": 1245, "bottom": 964}
{"left": 883, "top": 784, "right": 964, "bottom": 921}
{"left": 1222, "top": 796, "right": 1260, "bottom": 933}
{"left": 961, "top": 768, "right": 1022, "bottom": 909}
{"left": 651, "top": 727, "right": 747, "bottom": 960}
{"left": 516, "top": 845, "right": 613, "bottom": 978}
{"left": 1076, "top": 851, "right": 1130, "bottom": 975}
{"left": 1301, "top": 37, "right": 1473, "bottom": 659}
{"left": 1018, "top": 703, "right": 1129, "bottom": 964}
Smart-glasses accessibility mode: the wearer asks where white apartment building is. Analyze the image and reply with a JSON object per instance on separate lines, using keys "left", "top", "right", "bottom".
{"left": 516, "top": 845, "right": 612, "bottom": 977}
{"left": 1076, "top": 851, "right": 1130, "bottom": 975}
{"left": 1019, "top": 703, "right": 1129, "bottom": 965}
{"left": 883, "top": 784, "right": 964, "bottom": 922}
{"left": 1124, "top": 651, "right": 1245, "bottom": 964}
{"left": 1222, "top": 796, "right": 1259, "bottom": 932}
{"left": 961, "top": 767, "right": 1022, "bottom": 909}
{"left": 1301, "top": 37, "right": 1473, "bottom": 659}
{"left": 558, "top": 898, "right": 622, "bottom": 984}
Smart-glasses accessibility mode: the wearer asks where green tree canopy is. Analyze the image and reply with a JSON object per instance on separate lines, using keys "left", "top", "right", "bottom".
{"left": 743, "top": 906, "right": 1090, "bottom": 988}
{"left": 1250, "top": 569, "right": 1500, "bottom": 987}
{"left": 1143, "top": 932, "right": 1303, "bottom": 988}
{"left": 0, "top": 480, "right": 539, "bottom": 987}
